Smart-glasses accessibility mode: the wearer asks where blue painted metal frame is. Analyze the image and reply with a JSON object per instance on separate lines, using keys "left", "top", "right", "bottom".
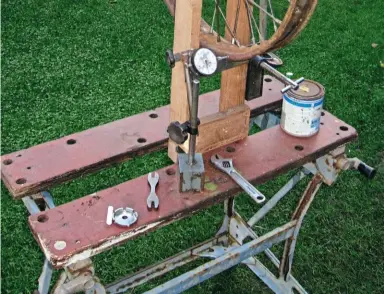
{"left": 144, "top": 221, "right": 297, "bottom": 294}
{"left": 22, "top": 193, "right": 55, "bottom": 294}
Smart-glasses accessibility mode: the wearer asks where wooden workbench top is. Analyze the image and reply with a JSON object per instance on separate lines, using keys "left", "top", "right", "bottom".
{"left": 28, "top": 111, "right": 356, "bottom": 268}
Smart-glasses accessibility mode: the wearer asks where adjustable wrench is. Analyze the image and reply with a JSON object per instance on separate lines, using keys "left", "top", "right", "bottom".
{"left": 147, "top": 172, "right": 160, "bottom": 210}
{"left": 210, "top": 154, "right": 266, "bottom": 204}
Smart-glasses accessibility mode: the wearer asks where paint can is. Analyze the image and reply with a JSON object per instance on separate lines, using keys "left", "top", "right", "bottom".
{"left": 280, "top": 80, "right": 325, "bottom": 137}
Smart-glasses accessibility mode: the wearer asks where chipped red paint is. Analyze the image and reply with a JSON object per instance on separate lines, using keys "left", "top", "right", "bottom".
{"left": 28, "top": 112, "right": 356, "bottom": 268}
{"left": 1, "top": 76, "right": 282, "bottom": 199}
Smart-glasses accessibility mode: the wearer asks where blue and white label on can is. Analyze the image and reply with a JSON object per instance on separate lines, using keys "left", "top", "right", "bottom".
{"left": 280, "top": 94, "right": 324, "bottom": 137}
{"left": 310, "top": 117, "right": 320, "bottom": 129}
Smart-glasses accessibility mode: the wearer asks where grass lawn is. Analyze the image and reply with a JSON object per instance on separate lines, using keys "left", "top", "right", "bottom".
{"left": 1, "top": 0, "right": 384, "bottom": 292}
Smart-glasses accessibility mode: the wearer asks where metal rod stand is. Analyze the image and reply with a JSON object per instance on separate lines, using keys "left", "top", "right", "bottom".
{"left": 187, "top": 77, "right": 200, "bottom": 165}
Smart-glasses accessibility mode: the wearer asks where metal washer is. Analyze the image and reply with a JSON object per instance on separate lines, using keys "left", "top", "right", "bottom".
{"left": 113, "top": 207, "right": 138, "bottom": 227}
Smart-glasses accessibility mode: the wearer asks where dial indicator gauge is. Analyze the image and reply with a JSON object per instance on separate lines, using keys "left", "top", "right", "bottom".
{"left": 192, "top": 48, "right": 218, "bottom": 76}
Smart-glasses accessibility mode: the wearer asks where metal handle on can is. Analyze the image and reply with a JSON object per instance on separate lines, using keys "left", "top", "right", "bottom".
{"left": 281, "top": 77, "right": 305, "bottom": 93}
{"left": 258, "top": 61, "right": 304, "bottom": 93}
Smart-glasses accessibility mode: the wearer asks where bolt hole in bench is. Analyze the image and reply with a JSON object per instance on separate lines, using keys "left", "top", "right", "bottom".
{"left": 37, "top": 214, "right": 48, "bottom": 223}
{"left": 149, "top": 113, "right": 158, "bottom": 118}
{"left": 340, "top": 126, "right": 348, "bottom": 131}
{"left": 166, "top": 168, "right": 176, "bottom": 176}
{"left": 16, "top": 178, "right": 27, "bottom": 185}
{"left": 226, "top": 146, "right": 236, "bottom": 153}
{"left": 3, "top": 159, "right": 12, "bottom": 165}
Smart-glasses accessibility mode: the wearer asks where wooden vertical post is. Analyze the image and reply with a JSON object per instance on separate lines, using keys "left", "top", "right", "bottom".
{"left": 168, "top": 0, "right": 202, "bottom": 162}
{"left": 219, "top": 0, "right": 252, "bottom": 112}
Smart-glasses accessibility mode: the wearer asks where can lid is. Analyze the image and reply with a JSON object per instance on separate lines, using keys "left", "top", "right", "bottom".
{"left": 287, "top": 80, "right": 325, "bottom": 101}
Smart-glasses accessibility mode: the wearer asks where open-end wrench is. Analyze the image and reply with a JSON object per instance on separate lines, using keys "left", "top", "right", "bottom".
{"left": 147, "top": 172, "right": 160, "bottom": 210}
{"left": 210, "top": 154, "right": 266, "bottom": 204}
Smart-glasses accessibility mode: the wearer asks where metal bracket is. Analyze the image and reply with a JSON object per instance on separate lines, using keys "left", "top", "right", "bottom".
{"left": 245, "top": 55, "right": 265, "bottom": 100}
{"left": 303, "top": 145, "right": 376, "bottom": 185}
{"left": 52, "top": 259, "right": 105, "bottom": 294}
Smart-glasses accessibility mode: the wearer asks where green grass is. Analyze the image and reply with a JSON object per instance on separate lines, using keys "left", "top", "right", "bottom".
{"left": 1, "top": 0, "right": 384, "bottom": 292}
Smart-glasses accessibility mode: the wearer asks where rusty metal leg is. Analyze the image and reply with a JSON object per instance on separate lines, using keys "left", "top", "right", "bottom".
{"left": 22, "top": 194, "right": 54, "bottom": 294}
{"left": 220, "top": 173, "right": 323, "bottom": 294}
{"left": 245, "top": 256, "right": 308, "bottom": 294}
{"left": 279, "top": 174, "right": 323, "bottom": 281}
{"left": 213, "top": 170, "right": 314, "bottom": 294}
{"left": 216, "top": 197, "right": 235, "bottom": 239}
{"left": 52, "top": 259, "right": 106, "bottom": 294}
{"left": 223, "top": 211, "right": 308, "bottom": 293}
{"left": 248, "top": 169, "right": 308, "bottom": 227}
{"left": 105, "top": 235, "right": 228, "bottom": 294}
{"left": 144, "top": 221, "right": 296, "bottom": 294}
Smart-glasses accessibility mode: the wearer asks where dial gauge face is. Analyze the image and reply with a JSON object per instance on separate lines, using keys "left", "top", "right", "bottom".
{"left": 192, "top": 48, "right": 218, "bottom": 76}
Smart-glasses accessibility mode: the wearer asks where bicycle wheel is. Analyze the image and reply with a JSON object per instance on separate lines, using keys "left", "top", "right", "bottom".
{"left": 164, "top": 0, "right": 317, "bottom": 61}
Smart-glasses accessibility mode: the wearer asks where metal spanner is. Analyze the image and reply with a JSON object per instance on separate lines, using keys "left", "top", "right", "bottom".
{"left": 210, "top": 154, "right": 266, "bottom": 204}
{"left": 147, "top": 172, "right": 160, "bottom": 210}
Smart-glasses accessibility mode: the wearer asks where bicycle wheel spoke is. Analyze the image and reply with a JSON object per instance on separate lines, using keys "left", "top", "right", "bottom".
{"left": 259, "top": 0, "right": 267, "bottom": 41}
{"left": 267, "top": 0, "right": 278, "bottom": 31}
{"left": 215, "top": 0, "right": 240, "bottom": 46}
{"left": 244, "top": 0, "right": 256, "bottom": 45}
{"left": 247, "top": 0, "right": 282, "bottom": 25}
{"left": 232, "top": 0, "right": 241, "bottom": 43}
{"left": 248, "top": 1, "right": 263, "bottom": 41}
{"left": 215, "top": 0, "right": 221, "bottom": 41}
{"left": 210, "top": 0, "right": 283, "bottom": 45}
{"left": 210, "top": 6, "right": 217, "bottom": 34}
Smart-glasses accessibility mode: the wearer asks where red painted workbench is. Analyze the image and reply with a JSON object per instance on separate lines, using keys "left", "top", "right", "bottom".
{"left": 27, "top": 110, "right": 355, "bottom": 268}
{"left": 1, "top": 76, "right": 358, "bottom": 293}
